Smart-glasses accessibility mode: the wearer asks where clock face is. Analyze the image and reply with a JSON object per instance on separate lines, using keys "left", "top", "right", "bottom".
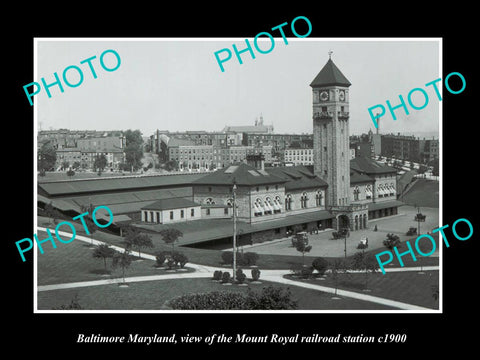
{"left": 339, "top": 90, "right": 345, "bottom": 101}
{"left": 320, "top": 91, "right": 329, "bottom": 101}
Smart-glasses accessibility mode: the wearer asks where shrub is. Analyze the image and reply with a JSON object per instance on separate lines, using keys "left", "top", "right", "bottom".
{"left": 221, "top": 251, "right": 234, "bottom": 265}
{"left": 221, "top": 271, "right": 231, "bottom": 283}
{"left": 236, "top": 269, "right": 246, "bottom": 284}
{"left": 168, "top": 291, "right": 246, "bottom": 310}
{"left": 166, "top": 257, "right": 176, "bottom": 270}
{"left": 245, "top": 286, "right": 298, "bottom": 310}
{"left": 301, "top": 266, "right": 314, "bottom": 279}
{"left": 244, "top": 252, "right": 259, "bottom": 266}
{"left": 290, "top": 264, "right": 303, "bottom": 276}
{"left": 167, "top": 286, "right": 298, "bottom": 310}
{"left": 383, "top": 233, "right": 401, "bottom": 249}
{"left": 251, "top": 268, "right": 261, "bottom": 281}
{"left": 311, "top": 257, "right": 328, "bottom": 275}
{"left": 155, "top": 251, "right": 167, "bottom": 267}
{"left": 213, "top": 270, "right": 222, "bottom": 281}
{"left": 357, "top": 243, "right": 368, "bottom": 250}
{"left": 172, "top": 252, "right": 188, "bottom": 268}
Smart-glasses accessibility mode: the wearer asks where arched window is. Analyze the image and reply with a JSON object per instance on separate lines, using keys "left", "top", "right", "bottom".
{"left": 273, "top": 196, "right": 282, "bottom": 213}
{"left": 378, "top": 184, "right": 384, "bottom": 198}
{"left": 205, "top": 198, "right": 215, "bottom": 205}
{"left": 363, "top": 214, "right": 367, "bottom": 229}
{"left": 226, "top": 198, "right": 234, "bottom": 207}
{"left": 254, "top": 198, "right": 264, "bottom": 217}
{"left": 264, "top": 197, "right": 274, "bottom": 215}
{"left": 355, "top": 215, "right": 359, "bottom": 230}
{"left": 315, "top": 190, "right": 324, "bottom": 206}
{"left": 301, "top": 192, "right": 308, "bottom": 208}
{"left": 389, "top": 183, "right": 396, "bottom": 196}
{"left": 285, "top": 194, "right": 292, "bottom": 211}
{"left": 353, "top": 186, "right": 360, "bottom": 201}
{"left": 365, "top": 184, "right": 372, "bottom": 199}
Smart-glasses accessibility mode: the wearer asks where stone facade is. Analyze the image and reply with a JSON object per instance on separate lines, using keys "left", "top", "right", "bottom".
{"left": 312, "top": 86, "right": 351, "bottom": 207}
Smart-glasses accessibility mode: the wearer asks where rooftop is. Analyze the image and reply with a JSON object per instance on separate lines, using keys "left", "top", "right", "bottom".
{"left": 192, "top": 163, "right": 286, "bottom": 186}
{"left": 310, "top": 58, "right": 351, "bottom": 88}
{"left": 350, "top": 156, "right": 397, "bottom": 175}
{"left": 141, "top": 197, "right": 200, "bottom": 211}
{"left": 38, "top": 172, "right": 208, "bottom": 197}
{"left": 265, "top": 165, "right": 328, "bottom": 191}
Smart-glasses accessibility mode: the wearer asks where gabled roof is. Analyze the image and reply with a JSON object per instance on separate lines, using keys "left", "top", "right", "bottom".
{"left": 192, "top": 163, "right": 286, "bottom": 186}
{"left": 141, "top": 197, "right": 200, "bottom": 211}
{"left": 350, "top": 156, "right": 397, "bottom": 175}
{"left": 350, "top": 168, "right": 374, "bottom": 184}
{"left": 310, "top": 58, "right": 351, "bottom": 88}
{"left": 265, "top": 165, "right": 328, "bottom": 191}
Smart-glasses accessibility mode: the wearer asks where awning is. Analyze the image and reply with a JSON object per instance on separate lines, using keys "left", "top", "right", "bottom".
{"left": 272, "top": 201, "right": 281, "bottom": 211}
{"left": 265, "top": 201, "right": 274, "bottom": 212}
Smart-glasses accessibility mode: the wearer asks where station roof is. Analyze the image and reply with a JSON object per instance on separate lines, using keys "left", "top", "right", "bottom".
{"left": 141, "top": 198, "right": 200, "bottom": 211}
{"left": 192, "top": 163, "right": 286, "bottom": 186}
{"left": 265, "top": 165, "right": 328, "bottom": 190}
{"left": 350, "top": 156, "right": 397, "bottom": 175}
{"left": 38, "top": 173, "right": 208, "bottom": 197}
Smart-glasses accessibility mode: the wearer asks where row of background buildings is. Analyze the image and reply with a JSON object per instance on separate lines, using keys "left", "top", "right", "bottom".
{"left": 37, "top": 122, "right": 438, "bottom": 173}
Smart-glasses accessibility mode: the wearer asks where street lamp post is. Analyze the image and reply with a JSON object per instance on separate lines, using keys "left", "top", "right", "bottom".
{"left": 232, "top": 182, "right": 237, "bottom": 282}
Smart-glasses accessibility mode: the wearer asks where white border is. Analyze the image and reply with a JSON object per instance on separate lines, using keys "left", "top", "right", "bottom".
{"left": 33, "top": 37, "right": 442, "bottom": 314}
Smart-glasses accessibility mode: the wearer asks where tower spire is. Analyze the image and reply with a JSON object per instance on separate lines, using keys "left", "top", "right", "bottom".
{"left": 328, "top": 49, "right": 333, "bottom": 59}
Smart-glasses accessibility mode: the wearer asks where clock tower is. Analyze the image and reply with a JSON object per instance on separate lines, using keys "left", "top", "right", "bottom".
{"left": 311, "top": 56, "right": 351, "bottom": 208}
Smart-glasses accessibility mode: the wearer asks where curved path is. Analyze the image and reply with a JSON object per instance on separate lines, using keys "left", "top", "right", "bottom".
{"left": 37, "top": 227, "right": 438, "bottom": 311}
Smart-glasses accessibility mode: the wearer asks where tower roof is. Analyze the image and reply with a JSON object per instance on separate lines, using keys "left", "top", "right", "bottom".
{"left": 310, "top": 58, "right": 351, "bottom": 88}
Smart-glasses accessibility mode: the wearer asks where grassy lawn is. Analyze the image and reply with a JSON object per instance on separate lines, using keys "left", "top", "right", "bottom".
{"left": 36, "top": 231, "right": 194, "bottom": 286}
{"left": 286, "top": 270, "right": 439, "bottom": 310}
{"left": 37, "top": 277, "right": 396, "bottom": 311}
{"left": 37, "top": 219, "right": 439, "bottom": 286}
{"left": 401, "top": 179, "right": 439, "bottom": 208}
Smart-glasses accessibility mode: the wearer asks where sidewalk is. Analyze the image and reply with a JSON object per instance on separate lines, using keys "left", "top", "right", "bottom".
{"left": 37, "top": 226, "right": 439, "bottom": 311}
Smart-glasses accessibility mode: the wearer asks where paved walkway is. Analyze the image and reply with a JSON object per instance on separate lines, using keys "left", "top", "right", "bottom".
{"left": 37, "top": 227, "right": 438, "bottom": 311}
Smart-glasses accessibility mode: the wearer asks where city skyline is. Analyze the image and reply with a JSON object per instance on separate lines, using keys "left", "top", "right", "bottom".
{"left": 36, "top": 39, "right": 441, "bottom": 137}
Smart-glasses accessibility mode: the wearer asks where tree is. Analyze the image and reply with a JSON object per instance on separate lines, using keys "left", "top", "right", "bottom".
{"left": 61, "top": 161, "right": 70, "bottom": 170}
{"left": 93, "top": 154, "right": 107, "bottom": 172}
{"left": 125, "top": 230, "right": 153, "bottom": 257}
{"left": 351, "top": 251, "right": 379, "bottom": 290}
{"left": 81, "top": 215, "right": 97, "bottom": 246}
{"left": 159, "top": 228, "right": 183, "bottom": 252}
{"left": 112, "top": 250, "right": 132, "bottom": 284}
{"left": 43, "top": 202, "right": 56, "bottom": 225}
{"left": 329, "top": 259, "right": 347, "bottom": 296}
{"left": 38, "top": 142, "right": 57, "bottom": 171}
{"left": 164, "top": 160, "right": 178, "bottom": 172}
{"left": 312, "top": 257, "right": 328, "bottom": 276}
{"left": 295, "top": 236, "right": 312, "bottom": 265}
{"left": 417, "top": 164, "right": 427, "bottom": 174}
{"left": 124, "top": 129, "right": 144, "bottom": 172}
{"left": 431, "top": 158, "right": 439, "bottom": 177}
{"left": 92, "top": 244, "right": 115, "bottom": 272}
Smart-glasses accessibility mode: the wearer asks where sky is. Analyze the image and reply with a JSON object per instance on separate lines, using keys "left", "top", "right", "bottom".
{"left": 35, "top": 38, "right": 440, "bottom": 138}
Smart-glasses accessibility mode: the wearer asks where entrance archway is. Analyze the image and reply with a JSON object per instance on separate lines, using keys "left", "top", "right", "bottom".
{"left": 338, "top": 214, "right": 350, "bottom": 232}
